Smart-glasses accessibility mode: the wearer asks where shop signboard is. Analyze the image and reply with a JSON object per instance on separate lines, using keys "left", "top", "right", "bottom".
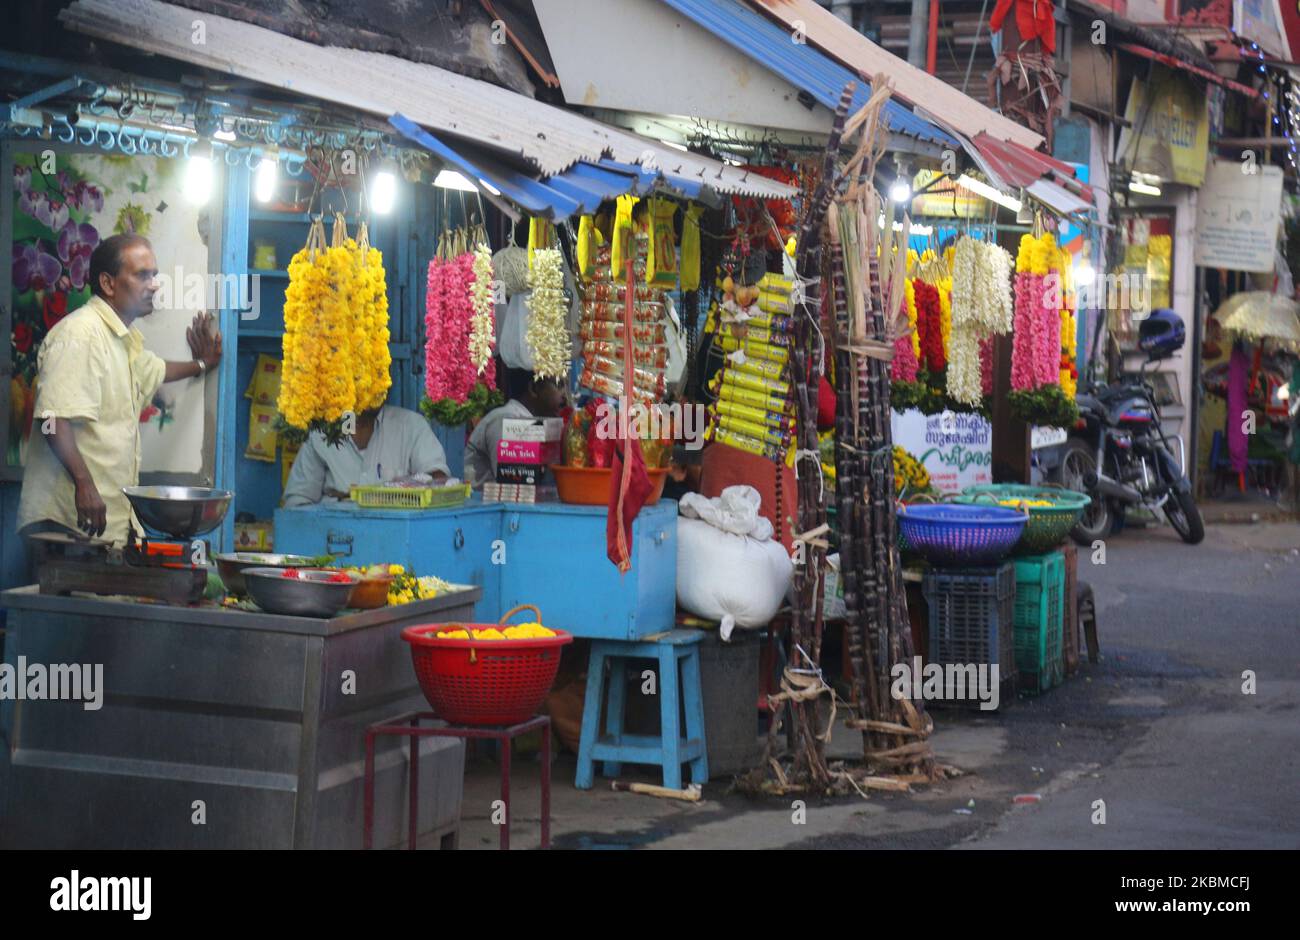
{"left": 1116, "top": 66, "right": 1209, "bottom": 187}
{"left": 1234, "top": 0, "right": 1290, "bottom": 60}
{"left": 890, "top": 409, "right": 993, "bottom": 495}
{"left": 1194, "top": 160, "right": 1284, "bottom": 273}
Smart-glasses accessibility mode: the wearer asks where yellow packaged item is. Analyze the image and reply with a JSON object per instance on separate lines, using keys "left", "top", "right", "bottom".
{"left": 528, "top": 218, "right": 554, "bottom": 269}
{"left": 610, "top": 194, "right": 638, "bottom": 274}
{"left": 245, "top": 403, "right": 278, "bottom": 463}
{"left": 716, "top": 334, "right": 790, "bottom": 364}
{"left": 645, "top": 198, "right": 679, "bottom": 288}
{"left": 680, "top": 204, "right": 704, "bottom": 291}
{"left": 710, "top": 374, "right": 793, "bottom": 414}
{"left": 246, "top": 354, "right": 282, "bottom": 405}
{"left": 715, "top": 399, "right": 790, "bottom": 430}
{"left": 577, "top": 215, "right": 596, "bottom": 278}
{"left": 714, "top": 413, "right": 791, "bottom": 448}
{"left": 731, "top": 356, "right": 789, "bottom": 382}
{"left": 720, "top": 368, "right": 790, "bottom": 397}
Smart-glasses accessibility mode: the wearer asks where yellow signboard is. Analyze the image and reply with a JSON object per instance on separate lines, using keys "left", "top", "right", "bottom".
{"left": 910, "top": 169, "right": 984, "bottom": 218}
{"left": 1117, "top": 66, "right": 1209, "bottom": 187}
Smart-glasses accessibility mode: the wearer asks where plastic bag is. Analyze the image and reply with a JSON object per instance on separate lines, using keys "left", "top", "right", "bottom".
{"left": 564, "top": 409, "right": 591, "bottom": 467}
{"left": 679, "top": 485, "right": 773, "bottom": 539}
{"left": 679, "top": 203, "right": 703, "bottom": 291}
{"left": 586, "top": 400, "right": 615, "bottom": 468}
{"left": 496, "top": 292, "right": 535, "bottom": 370}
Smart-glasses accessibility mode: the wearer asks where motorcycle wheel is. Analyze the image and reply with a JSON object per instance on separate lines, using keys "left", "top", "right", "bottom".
{"left": 1164, "top": 487, "right": 1205, "bottom": 545}
{"left": 1055, "top": 439, "right": 1112, "bottom": 546}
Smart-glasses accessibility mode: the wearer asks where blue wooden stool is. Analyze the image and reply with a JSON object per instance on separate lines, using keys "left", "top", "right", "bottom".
{"left": 575, "top": 630, "right": 708, "bottom": 790}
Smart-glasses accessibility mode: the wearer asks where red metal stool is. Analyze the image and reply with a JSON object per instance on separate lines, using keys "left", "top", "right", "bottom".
{"left": 363, "top": 711, "right": 551, "bottom": 851}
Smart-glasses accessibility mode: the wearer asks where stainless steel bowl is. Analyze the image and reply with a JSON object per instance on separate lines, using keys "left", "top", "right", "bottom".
{"left": 214, "top": 553, "right": 320, "bottom": 595}
{"left": 242, "top": 567, "right": 361, "bottom": 618}
{"left": 122, "top": 485, "right": 233, "bottom": 539}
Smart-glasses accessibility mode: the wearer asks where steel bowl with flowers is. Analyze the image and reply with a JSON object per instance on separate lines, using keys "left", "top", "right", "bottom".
{"left": 242, "top": 567, "right": 361, "bottom": 618}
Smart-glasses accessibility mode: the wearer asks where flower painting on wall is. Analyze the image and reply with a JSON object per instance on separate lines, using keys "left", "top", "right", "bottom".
{"left": 7, "top": 151, "right": 204, "bottom": 472}
{"left": 8, "top": 153, "right": 108, "bottom": 466}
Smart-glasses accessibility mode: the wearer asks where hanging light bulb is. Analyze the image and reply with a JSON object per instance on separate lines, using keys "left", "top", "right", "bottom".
{"left": 254, "top": 153, "right": 278, "bottom": 204}
{"left": 370, "top": 168, "right": 397, "bottom": 215}
{"left": 184, "top": 142, "right": 214, "bottom": 205}
{"left": 889, "top": 176, "right": 912, "bottom": 203}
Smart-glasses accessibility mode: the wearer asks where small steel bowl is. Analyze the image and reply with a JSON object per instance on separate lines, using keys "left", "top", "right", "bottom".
{"left": 214, "top": 553, "right": 320, "bottom": 595}
{"left": 242, "top": 567, "right": 361, "bottom": 618}
{"left": 122, "top": 485, "right": 233, "bottom": 539}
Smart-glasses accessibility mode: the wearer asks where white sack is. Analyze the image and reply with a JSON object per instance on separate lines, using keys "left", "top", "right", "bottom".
{"left": 676, "top": 486, "right": 792, "bottom": 640}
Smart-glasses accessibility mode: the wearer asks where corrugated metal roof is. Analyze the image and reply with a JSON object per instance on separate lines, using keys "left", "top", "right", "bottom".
{"left": 58, "top": 0, "right": 798, "bottom": 200}
{"left": 972, "top": 133, "right": 1095, "bottom": 210}
{"left": 656, "top": 0, "right": 958, "bottom": 147}
{"left": 390, "top": 114, "right": 706, "bottom": 221}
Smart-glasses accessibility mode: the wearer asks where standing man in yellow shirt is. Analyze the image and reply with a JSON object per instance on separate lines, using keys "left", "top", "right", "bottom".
{"left": 17, "top": 233, "right": 222, "bottom": 552}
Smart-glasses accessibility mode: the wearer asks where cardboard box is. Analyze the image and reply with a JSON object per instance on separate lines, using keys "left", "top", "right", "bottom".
{"left": 500, "top": 417, "right": 563, "bottom": 443}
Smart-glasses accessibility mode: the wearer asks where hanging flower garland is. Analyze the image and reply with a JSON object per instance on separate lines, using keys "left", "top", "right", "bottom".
{"left": 525, "top": 247, "right": 568, "bottom": 380}
{"left": 1008, "top": 232, "right": 1079, "bottom": 427}
{"left": 468, "top": 241, "right": 497, "bottom": 378}
{"left": 947, "top": 237, "right": 1014, "bottom": 408}
{"left": 421, "top": 250, "right": 503, "bottom": 426}
{"left": 278, "top": 215, "right": 392, "bottom": 443}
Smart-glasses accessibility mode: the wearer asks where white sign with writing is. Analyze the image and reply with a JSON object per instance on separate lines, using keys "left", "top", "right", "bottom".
{"left": 890, "top": 409, "right": 993, "bottom": 495}
{"left": 1194, "top": 160, "right": 1284, "bottom": 273}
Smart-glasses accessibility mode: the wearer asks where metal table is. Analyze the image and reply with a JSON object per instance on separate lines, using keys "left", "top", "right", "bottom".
{"left": 0, "top": 585, "right": 481, "bottom": 849}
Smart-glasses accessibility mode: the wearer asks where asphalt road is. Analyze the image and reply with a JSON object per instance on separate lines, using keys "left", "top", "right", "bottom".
{"left": 957, "top": 520, "right": 1300, "bottom": 849}
{"left": 458, "top": 520, "right": 1300, "bottom": 850}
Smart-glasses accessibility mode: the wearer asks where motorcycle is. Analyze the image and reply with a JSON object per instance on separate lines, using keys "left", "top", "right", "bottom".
{"left": 1047, "top": 309, "right": 1204, "bottom": 546}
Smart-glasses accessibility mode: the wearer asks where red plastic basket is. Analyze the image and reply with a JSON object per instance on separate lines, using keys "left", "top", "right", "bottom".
{"left": 401, "top": 604, "right": 573, "bottom": 726}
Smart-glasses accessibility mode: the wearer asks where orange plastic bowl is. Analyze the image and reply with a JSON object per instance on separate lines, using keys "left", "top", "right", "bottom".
{"left": 551, "top": 465, "right": 669, "bottom": 506}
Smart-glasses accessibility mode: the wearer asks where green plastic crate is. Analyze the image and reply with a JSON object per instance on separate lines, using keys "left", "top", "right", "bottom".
{"left": 1012, "top": 552, "right": 1065, "bottom": 694}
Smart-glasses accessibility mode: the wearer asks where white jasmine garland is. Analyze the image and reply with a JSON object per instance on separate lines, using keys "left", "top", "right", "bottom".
{"left": 525, "top": 248, "right": 569, "bottom": 380}
{"left": 468, "top": 241, "right": 496, "bottom": 375}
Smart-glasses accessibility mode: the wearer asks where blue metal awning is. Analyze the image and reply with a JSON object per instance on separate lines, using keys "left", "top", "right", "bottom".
{"left": 391, "top": 113, "right": 714, "bottom": 222}
{"left": 656, "top": 0, "right": 958, "bottom": 148}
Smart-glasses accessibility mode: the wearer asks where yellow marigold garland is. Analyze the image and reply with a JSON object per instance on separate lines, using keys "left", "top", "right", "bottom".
{"left": 279, "top": 217, "right": 393, "bottom": 432}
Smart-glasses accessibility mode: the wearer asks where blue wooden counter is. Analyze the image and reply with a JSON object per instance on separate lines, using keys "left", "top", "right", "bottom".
{"left": 274, "top": 498, "right": 678, "bottom": 640}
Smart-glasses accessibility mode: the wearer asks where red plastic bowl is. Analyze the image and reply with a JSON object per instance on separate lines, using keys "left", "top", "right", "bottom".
{"left": 401, "top": 622, "right": 573, "bottom": 726}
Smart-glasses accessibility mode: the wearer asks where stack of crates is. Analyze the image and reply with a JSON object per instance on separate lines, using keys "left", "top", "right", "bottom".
{"left": 1012, "top": 552, "right": 1066, "bottom": 694}
{"left": 922, "top": 563, "right": 1017, "bottom": 710}
{"left": 1059, "top": 543, "right": 1079, "bottom": 677}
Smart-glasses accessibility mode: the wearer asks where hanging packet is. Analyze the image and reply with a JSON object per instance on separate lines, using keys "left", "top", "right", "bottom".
{"left": 645, "top": 198, "right": 679, "bottom": 289}
{"left": 245, "top": 404, "right": 278, "bottom": 463}
{"left": 610, "top": 194, "right": 638, "bottom": 276}
{"left": 577, "top": 215, "right": 596, "bottom": 278}
{"left": 528, "top": 217, "right": 554, "bottom": 270}
{"left": 679, "top": 204, "right": 704, "bottom": 291}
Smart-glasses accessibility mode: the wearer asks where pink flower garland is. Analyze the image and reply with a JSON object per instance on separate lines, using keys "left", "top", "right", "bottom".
{"left": 1037, "top": 276, "right": 1061, "bottom": 387}
{"left": 1010, "top": 271, "right": 1039, "bottom": 391}
{"left": 424, "top": 253, "right": 494, "bottom": 404}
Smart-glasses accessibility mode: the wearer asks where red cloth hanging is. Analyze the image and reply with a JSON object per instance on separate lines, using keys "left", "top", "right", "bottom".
{"left": 989, "top": 0, "right": 1056, "bottom": 55}
{"left": 607, "top": 254, "right": 652, "bottom": 572}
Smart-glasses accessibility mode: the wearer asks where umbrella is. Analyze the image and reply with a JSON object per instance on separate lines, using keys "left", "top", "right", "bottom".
{"left": 1213, "top": 291, "right": 1300, "bottom": 353}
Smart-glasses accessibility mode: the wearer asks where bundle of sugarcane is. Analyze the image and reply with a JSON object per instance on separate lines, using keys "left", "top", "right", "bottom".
{"left": 740, "top": 84, "right": 857, "bottom": 797}
{"left": 828, "top": 77, "right": 935, "bottom": 780}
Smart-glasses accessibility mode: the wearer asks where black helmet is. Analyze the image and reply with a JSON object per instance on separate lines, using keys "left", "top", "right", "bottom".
{"left": 1138, "top": 308, "right": 1184, "bottom": 359}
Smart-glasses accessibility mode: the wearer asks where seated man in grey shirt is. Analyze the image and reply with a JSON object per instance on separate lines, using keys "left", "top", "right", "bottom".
{"left": 282, "top": 405, "right": 450, "bottom": 506}
{"left": 464, "top": 368, "right": 566, "bottom": 489}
